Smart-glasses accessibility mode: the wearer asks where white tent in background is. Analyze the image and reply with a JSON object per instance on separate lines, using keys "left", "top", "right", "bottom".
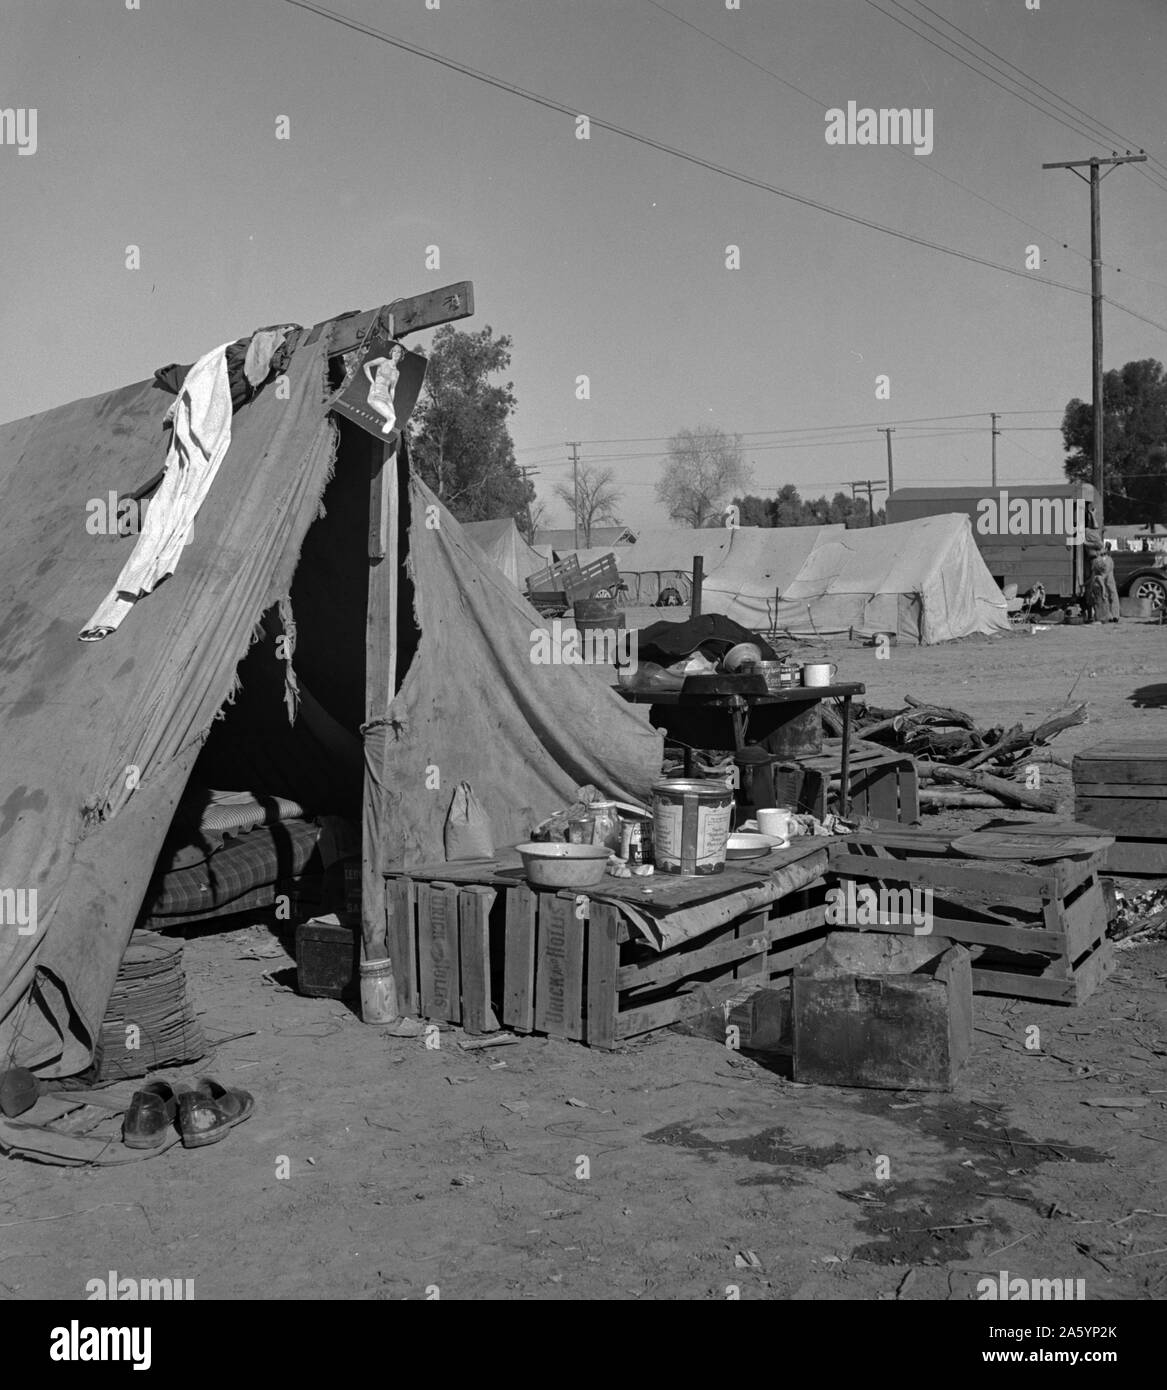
{"left": 725, "top": 514, "right": 1009, "bottom": 643}
{"left": 463, "top": 517, "right": 550, "bottom": 588}
{"left": 559, "top": 516, "right": 1009, "bottom": 643}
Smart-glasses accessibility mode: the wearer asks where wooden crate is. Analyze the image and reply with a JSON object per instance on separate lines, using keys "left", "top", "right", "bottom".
{"left": 383, "top": 845, "right": 830, "bottom": 1047}
{"left": 777, "top": 739, "right": 920, "bottom": 825}
{"left": 1074, "top": 740, "right": 1167, "bottom": 875}
{"left": 826, "top": 825, "right": 1114, "bottom": 1004}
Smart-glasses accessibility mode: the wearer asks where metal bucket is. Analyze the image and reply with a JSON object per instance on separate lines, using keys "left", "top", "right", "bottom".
{"left": 652, "top": 778, "right": 734, "bottom": 875}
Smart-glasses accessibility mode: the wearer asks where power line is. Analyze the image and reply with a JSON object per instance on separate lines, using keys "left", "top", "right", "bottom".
{"left": 907, "top": 0, "right": 1167, "bottom": 191}
{"left": 639, "top": 0, "right": 1091, "bottom": 265}
{"left": 280, "top": 0, "right": 1166, "bottom": 332}
{"left": 865, "top": 0, "right": 1167, "bottom": 198}
{"left": 516, "top": 411, "right": 1064, "bottom": 454}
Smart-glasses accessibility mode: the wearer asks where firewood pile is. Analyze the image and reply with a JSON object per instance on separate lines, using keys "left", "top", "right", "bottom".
{"left": 828, "top": 695, "right": 1088, "bottom": 813}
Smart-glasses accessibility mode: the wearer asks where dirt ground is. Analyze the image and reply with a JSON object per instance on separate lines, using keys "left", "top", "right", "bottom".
{"left": 3, "top": 620, "right": 1166, "bottom": 1302}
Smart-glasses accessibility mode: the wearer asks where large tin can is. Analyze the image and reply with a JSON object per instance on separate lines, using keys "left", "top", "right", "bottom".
{"left": 651, "top": 779, "right": 733, "bottom": 875}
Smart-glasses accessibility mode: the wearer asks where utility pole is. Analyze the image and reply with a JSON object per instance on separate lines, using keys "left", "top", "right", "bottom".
{"left": 568, "top": 441, "right": 581, "bottom": 549}
{"left": 518, "top": 465, "right": 540, "bottom": 540}
{"left": 877, "top": 427, "right": 895, "bottom": 496}
{"left": 1042, "top": 152, "right": 1147, "bottom": 528}
{"left": 849, "top": 478, "right": 888, "bottom": 527}
{"left": 990, "top": 412, "right": 1000, "bottom": 488}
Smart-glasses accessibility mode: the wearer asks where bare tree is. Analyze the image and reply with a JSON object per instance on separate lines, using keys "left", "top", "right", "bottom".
{"left": 554, "top": 463, "right": 623, "bottom": 546}
{"left": 657, "top": 426, "right": 751, "bottom": 527}
{"left": 518, "top": 497, "right": 547, "bottom": 545}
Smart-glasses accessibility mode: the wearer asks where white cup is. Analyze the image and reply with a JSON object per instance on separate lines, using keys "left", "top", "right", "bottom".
{"left": 802, "top": 661, "right": 837, "bottom": 687}
{"left": 757, "top": 807, "right": 794, "bottom": 839}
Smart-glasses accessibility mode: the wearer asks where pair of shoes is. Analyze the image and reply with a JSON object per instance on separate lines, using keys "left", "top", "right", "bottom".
{"left": 122, "top": 1078, "right": 253, "bottom": 1150}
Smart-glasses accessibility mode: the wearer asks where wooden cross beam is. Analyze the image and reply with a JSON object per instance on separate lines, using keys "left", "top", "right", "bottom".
{"left": 305, "top": 281, "right": 475, "bottom": 354}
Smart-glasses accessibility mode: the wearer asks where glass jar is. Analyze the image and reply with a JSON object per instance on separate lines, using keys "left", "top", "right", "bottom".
{"left": 588, "top": 801, "right": 622, "bottom": 852}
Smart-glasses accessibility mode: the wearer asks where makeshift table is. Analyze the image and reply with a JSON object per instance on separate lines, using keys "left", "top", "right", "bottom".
{"left": 382, "top": 840, "right": 832, "bottom": 1048}
{"left": 826, "top": 821, "right": 1114, "bottom": 1003}
{"left": 616, "top": 682, "right": 866, "bottom": 814}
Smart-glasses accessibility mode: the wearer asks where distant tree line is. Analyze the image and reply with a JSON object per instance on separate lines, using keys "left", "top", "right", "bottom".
{"left": 732, "top": 486, "right": 883, "bottom": 528}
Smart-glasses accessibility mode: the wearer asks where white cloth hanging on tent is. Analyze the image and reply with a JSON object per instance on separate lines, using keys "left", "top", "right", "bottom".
{"left": 80, "top": 343, "right": 234, "bottom": 640}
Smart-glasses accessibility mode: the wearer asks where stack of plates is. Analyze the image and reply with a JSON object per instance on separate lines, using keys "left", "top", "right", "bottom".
{"left": 94, "top": 933, "right": 206, "bottom": 1081}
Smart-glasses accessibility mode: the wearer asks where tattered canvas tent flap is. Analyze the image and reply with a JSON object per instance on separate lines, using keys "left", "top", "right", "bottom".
{"left": 365, "top": 472, "right": 662, "bottom": 873}
{"left": 0, "top": 337, "right": 338, "bottom": 1074}
{"left": 463, "top": 517, "right": 548, "bottom": 588}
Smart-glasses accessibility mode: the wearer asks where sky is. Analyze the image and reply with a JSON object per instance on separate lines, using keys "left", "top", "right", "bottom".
{"left": 2, "top": 0, "right": 1166, "bottom": 529}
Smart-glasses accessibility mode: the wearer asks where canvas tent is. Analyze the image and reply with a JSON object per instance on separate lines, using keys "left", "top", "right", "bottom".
{"left": 560, "top": 516, "right": 1008, "bottom": 641}
{"left": 739, "top": 514, "right": 1011, "bottom": 642}
{"left": 463, "top": 517, "right": 550, "bottom": 588}
{"left": 608, "top": 525, "right": 837, "bottom": 607}
{"left": 0, "top": 306, "right": 661, "bottom": 1077}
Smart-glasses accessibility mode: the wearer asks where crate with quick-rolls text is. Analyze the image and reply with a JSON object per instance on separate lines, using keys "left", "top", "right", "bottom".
{"left": 381, "top": 841, "right": 831, "bottom": 1047}
{"left": 1073, "top": 740, "right": 1167, "bottom": 876}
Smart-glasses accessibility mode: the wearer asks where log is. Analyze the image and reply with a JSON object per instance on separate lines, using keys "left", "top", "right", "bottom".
{"left": 821, "top": 703, "right": 845, "bottom": 736}
{"left": 918, "top": 788, "right": 1004, "bottom": 809}
{"left": 960, "top": 702, "right": 1087, "bottom": 770}
{"left": 915, "top": 759, "right": 1059, "bottom": 812}
{"left": 903, "top": 695, "right": 978, "bottom": 729}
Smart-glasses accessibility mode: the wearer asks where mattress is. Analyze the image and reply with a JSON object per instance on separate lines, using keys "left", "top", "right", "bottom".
{"left": 140, "top": 816, "right": 322, "bottom": 921}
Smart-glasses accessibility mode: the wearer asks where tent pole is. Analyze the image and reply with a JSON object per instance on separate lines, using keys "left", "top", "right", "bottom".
{"left": 362, "top": 434, "right": 400, "bottom": 1017}
{"left": 691, "top": 556, "right": 703, "bottom": 617}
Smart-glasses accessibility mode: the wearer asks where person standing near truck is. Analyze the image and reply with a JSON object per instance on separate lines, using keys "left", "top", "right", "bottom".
{"left": 1084, "top": 525, "right": 1121, "bottom": 623}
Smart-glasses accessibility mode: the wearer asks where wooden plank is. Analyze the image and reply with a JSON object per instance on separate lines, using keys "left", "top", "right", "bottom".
{"left": 386, "top": 876, "right": 418, "bottom": 1015}
{"left": 1073, "top": 795, "right": 1167, "bottom": 836}
{"left": 561, "top": 899, "right": 586, "bottom": 1042}
{"left": 534, "top": 895, "right": 575, "bottom": 1038}
{"left": 768, "top": 903, "right": 828, "bottom": 940}
{"left": 1103, "top": 839, "right": 1167, "bottom": 874}
{"left": 766, "top": 929, "right": 831, "bottom": 976}
{"left": 1061, "top": 881, "right": 1108, "bottom": 962}
{"left": 828, "top": 851, "right": 1042, "bottom": 901}
{"left": 417, "top": 883, "right": 461, "bottom": 1022}
{"left": 617, "top": 929, "right": 771, "bottom": 991}
{"left": 585, "top": 903, "right": 621, "bottom": 1050}
{"left": 311, "top": 282, "right": 475, "bottom": 355}
{"left": 615, "top": 988, "right": 713, "bottom": 1041}
{"left": 458, "top": 887, "right": 499, "bottom": 1035}
{"left": 735, "top": 911, "right": 770, "bottom": 981}
{"left": 1073, "top": 741, "right": 1167, "bottom": 783}
{"left": 502, "top": 883, "right": 537, "bottom": 1031}
{"left": 867, "top": 765, "right": 899, "bottom": 822}
{"left": 1069, "top": 781, "right": 1167, "bottom": 798}
{"left": 973, "top": 938, "right": 1114, "bottom": 1004}
{"left": 856, "top": 909, "right": 1064, "bottom": 956}
{"left": 901, "top": 766, "right": 920, "bottom": 823}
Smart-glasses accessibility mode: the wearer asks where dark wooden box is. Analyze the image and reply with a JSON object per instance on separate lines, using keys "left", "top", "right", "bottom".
{"left": 296, "top": 914, "right": 361, "bottom": 999}
{"left": 1074, "top": 740, "right": 1167, "bottom": 875}
{"left": 792, "top": 933, "right": 972, "bottom": 1090}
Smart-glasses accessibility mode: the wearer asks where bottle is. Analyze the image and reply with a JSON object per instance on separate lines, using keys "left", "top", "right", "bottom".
{"left": 588, "top": 801, "right": 622, "bottom": 852}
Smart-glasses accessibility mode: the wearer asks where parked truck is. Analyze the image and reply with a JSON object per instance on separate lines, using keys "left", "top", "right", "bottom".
{"left": 886, "top": 483, "right": 1167, "bottom": 608}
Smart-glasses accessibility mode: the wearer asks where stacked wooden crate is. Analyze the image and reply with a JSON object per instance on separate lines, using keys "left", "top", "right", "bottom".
{"left": 382, "top": 844, "right": 830, "bottom": 1048}
{"left": 1073, "top": 741, "right": 1167, "bottom": 876}
{"left": 826, "top": 825, "right": 1114, "bottom": 1003}
{"left": 776, "top": 737, "right": 920, "bottom": 825}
